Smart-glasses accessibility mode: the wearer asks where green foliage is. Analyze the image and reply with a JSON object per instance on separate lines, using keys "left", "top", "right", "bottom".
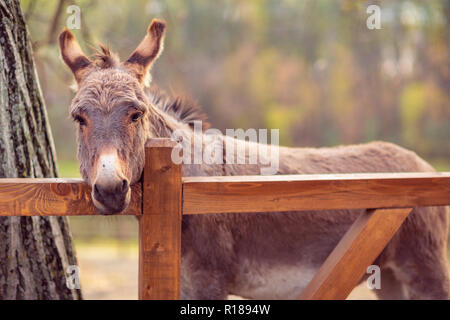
{"left": 400, "top": 83, "right": 428, "bottom": 152}
{"left": 58, "top": 160, "right": 81, "bottom": 178}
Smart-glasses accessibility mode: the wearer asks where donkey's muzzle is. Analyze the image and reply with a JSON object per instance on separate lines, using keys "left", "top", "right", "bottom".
{"left": 93, "top": 179, "right": 130, "bottom": 214}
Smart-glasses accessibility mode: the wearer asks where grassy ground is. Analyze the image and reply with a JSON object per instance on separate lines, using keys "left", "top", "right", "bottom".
{"left": 58, "top": 160, "right": 81, "bottom": 178}
{"left": 74, "top": 239, "right": 138, "bottom": 300}
{"left": 431, "top": 159, "right": 450, "bottom": 171}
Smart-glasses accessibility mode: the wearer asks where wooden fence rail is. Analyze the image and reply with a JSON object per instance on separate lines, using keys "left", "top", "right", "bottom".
{"left": 0, "top": 138, "right": 449, "bottom": 300}
{"left": 183, "top": 172, "right": 450, "bottom": 214}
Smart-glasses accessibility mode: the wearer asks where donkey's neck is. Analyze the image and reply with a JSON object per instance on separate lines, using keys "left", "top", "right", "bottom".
{"left": 145, "top": 105, "right": 227, "bottom": 176}
{"left": 145, "top": 87, "right": 209, "bottom": 139}
{"left": 144, "top": 92, "right": 275, "bottom": 177}
{"left": 146, "top": 108, "right": 273, "bottom": 177}
{"left": 145, "top": 106, "right": 185, "bottom": 138}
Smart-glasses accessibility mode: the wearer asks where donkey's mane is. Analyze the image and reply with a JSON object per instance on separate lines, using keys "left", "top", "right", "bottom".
{"left": 146, "top": 86, "right": 210, "bottom": 131}
{"left": 92, "top": 44, "right": 120, "bottom": 69}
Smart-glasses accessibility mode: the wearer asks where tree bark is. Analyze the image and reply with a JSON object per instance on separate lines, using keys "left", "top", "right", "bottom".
{"left": 0, "top": 0, "right": 81, "bottom": 299}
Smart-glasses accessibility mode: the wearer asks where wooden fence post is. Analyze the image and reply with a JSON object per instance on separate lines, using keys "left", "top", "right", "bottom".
{"left": 139, "top": 138, "right": 181, "bottom": 300}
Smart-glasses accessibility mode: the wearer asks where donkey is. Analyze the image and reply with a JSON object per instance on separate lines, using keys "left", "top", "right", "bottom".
{"left": 59, "top": 20, "right": 449, "bottom": 299}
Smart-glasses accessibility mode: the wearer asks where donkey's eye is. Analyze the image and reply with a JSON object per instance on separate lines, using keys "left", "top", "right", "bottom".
{"left": 130, "top": 112, "right": 143, "bottom": 123}
{"left": 74, "top": 115, "right": 87, "bottom": 126}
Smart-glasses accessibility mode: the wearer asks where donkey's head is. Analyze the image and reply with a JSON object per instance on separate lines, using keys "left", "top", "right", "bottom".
{"left": 59, "top": 20, "right": 166, "bottom": 214}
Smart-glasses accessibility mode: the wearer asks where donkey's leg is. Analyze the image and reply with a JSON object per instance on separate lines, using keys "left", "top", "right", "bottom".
{"left": 374, "top": 267, "right": 408, "bottom": 300}
{"left": 376, "top": 257, "right": 449, "bottom": 300}
{"left": 399, "top": 257, "right": 449, "bottom": 299}
{"left": 377, "top": 207, "right": 450, "bottom": 300}
{"left": 375, "top": 257, "right": 449, "bottom": 300}
{"left": 180, "top": 215, "right": 236, "bottom": 299}
{"left": 402, "top": 208, "right": 449, "bottom": 299}
{"left": 180, "top": 252, "right": 229, "bottom": 300}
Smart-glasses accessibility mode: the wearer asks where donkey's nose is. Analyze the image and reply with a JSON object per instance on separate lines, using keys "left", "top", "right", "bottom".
{"left": 93, "top": 179, "right": 130, "bottom": 214}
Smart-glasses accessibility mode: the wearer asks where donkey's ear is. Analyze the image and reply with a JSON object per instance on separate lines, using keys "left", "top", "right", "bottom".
{"left": 59, "top": 28, "right": 92, "bottom": 84}
{"left": 123, "top": 19, "right": 166, "bottom": 85}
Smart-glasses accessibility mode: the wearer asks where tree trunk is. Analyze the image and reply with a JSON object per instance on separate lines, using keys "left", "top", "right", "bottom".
{"left": 0, "top": 0, "right": 81, "bottom": 299}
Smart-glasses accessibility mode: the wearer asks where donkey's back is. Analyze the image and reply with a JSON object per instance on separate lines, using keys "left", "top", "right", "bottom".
{"left": 181, "top": 140, "right": 449, "bottom": 299}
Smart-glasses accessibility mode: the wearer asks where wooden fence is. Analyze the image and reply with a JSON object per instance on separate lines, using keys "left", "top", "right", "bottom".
{"left": 0, "top": 138, "right": 449, "bottom": 300}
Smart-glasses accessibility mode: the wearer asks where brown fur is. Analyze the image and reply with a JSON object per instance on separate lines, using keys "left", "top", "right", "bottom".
{"left": 123, "top": 19, "right": 166, "bottom": 85}
{"left": 59, "top": 28, "right": 92, "bottom": 84}
{"left": 59, "top": 20, "right": 449, "bottom": 299}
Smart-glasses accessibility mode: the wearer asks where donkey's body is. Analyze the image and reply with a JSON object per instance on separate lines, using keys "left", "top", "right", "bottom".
{"left": 59, "top": 20, "right": 449, "bottom": 300}
{"left": 150, "top": 91, "right": 449, "bottom": 300}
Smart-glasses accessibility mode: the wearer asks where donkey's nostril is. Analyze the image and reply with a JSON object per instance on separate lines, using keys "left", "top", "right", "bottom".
{"left": 94, "top": 184, "right": 101, "bottom": 198}
{"left": 114, "top": 179, "right": 129, "bottom": 194}
{"left": 121, "top": 179, "right": 129, "bottom": 193}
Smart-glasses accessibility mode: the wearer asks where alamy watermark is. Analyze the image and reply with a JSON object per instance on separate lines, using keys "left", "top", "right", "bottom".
{"left": 366, "top": 5, "right": 381, "bottom": 29}
{"left": 66, "top": 5, "right": 81, "bottom": 30}
{"left": 66, "top": 265, "right": 81, "bottom": 290}
{"left": 366, "top": 265, "right": 381, "bottom": 290}
{"left": 171, "top": 121, "right": 280, "bottom": 175}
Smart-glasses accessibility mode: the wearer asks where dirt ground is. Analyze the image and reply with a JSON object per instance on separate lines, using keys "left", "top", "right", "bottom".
{"left": 75, "top": 241, "right": 139, "bottom": 300}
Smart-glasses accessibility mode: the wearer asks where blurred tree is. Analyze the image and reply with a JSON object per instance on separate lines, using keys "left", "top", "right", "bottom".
{"left": 0, "top": 0, "right": 81, "bottom": 299}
